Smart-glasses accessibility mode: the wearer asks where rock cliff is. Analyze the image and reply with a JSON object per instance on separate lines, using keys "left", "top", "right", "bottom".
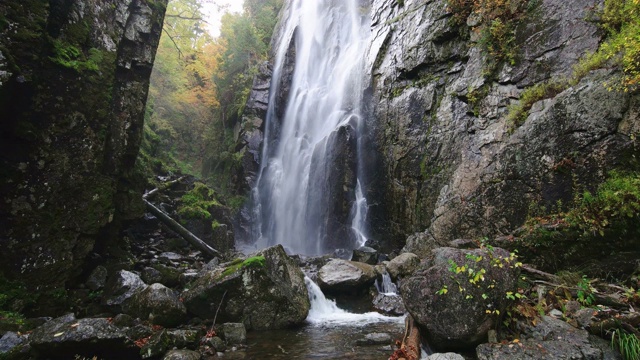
{"left": 239, "top": 0, "right": 639, "bottom": 253}
{"left": 0, "top": 0, "right": 167, "bottom": 294}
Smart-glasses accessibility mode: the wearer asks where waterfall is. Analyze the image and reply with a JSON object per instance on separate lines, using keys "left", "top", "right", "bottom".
{"left": 250, "top": 0, "right": 372, "bottom": 255}
{"left": 305, "top": 277, "right": 402, "bottom": 326}
{"left": 375, "top": 270, "right": 398, "bottom": 296}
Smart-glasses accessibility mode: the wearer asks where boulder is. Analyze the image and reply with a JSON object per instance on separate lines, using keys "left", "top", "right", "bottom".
{"left": 0, "top": 331, "right": 26, "bottom": 353}
{"left": 86, "top": 266, "right": 108, "bottom": 291}
{"left": 29, "top": 314, "right": 136, "bottom": 359}
{"left": 317, "top": 259, "right": 377, "bottom": 294}
{"left": 476, "top": 316, "right": 622, "bottom": 360}
{"left": 123, "top": 283, "right": 187, "bottom": 327}
{"left": 373, "top": 294, "right": 406, "bottom": 316}
{"left": 221, "top": 323, "right": 246, "bottom": 345}
{"left": 402, "top": 232, "right": 440, "bottom": 259}
{"left": 352, "top": 246, "right": 379, "bottom": 265}
{"left": 163, "top": 350, "right": 201, "bottom": 360}
{"left": 401, "top": 247, "right": 519, "bottom": 349}
{"left": 387, "top": 253, "right": 420, "bottom": 280}
{"left": 181, "top": 245, "right": 309, "bottom": 330}
{"left": 141, "top": 267, "right": 163, "bottom": 284}
{"left": 102, "top": 270, "right": 147, "bottom": 309}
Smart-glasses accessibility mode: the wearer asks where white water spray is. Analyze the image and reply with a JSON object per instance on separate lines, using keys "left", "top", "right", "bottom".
{"left": 375, "top": 270, "right": 398, "bottom": 296}
{"left": 305, "top": 277, "right": 401, "bottom": 326}
{"left": 251, "top": 0, "right": 372, "bottom": 255}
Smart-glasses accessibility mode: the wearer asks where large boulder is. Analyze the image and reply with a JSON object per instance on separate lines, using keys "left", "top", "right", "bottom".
{"left": 29, "top": 314, "right": 137, "bottom": 359}
{"left": 373, "top": 294, "right": 406, "bottom": 316}
{"left": 352, "top": 246, "right": 379, "bottom": 265}
{"left": 476, "top": 316, "right": 621, "bottom": 360}
{"left": 123, "top": 283, "right": 187, "bottom": 327}
{"left": 317, "top": 259, "right": 377, "bottom": 294}
{"left": 401, "top": 247, "right": 519, "bottom": 350}
{"left": 181, "top": 245, "right": 309, "bottom": 330}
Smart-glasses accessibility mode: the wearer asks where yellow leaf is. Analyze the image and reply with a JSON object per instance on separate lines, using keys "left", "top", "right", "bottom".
{"left": 54, "top": 332, "right": 64, "bottom": 337}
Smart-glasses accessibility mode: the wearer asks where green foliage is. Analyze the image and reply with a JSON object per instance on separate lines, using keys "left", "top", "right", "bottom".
{"left": 49, "top": 39, "right": 103, "bottom": 72}
{"left": 506, "top": 80, "right": 567, "bottom": 128}
{"left": 611, "top": 328, "right": 640, "bottom": 360}
{"left": 177, "top": 182, "right": 222, "bottom": 220}
{"left": 507, "top": 0, "right": 640, "bottom": 129}
{"left": 597, "top": 0, "right": 640, "bottom": 91}
{"left": 576, "top": 275, "right": 595, "bottom": 306}
{"left": 447, "top": 0, "right": 536, "bottom": 71}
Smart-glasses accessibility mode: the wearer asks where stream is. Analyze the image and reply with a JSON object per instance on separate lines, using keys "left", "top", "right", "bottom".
{"left": 225, "top": 278, "right": 405, "bottom": 359}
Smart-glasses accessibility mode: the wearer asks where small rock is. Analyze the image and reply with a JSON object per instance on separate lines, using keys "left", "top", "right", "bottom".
{"left": 355, "top": 332, "right": 392, "bottom": 345}
{"left": 179, "top": 272, "right": 199, "bottom": 286}
{"left": 112, "top": 313, "right": 135, "bottom": 328}
{"left": 166, "top": 329, "right": 200, "bottom": 349}
{"left": 565, "top": 301, "right": 581, "bottom": 317}
{"left": 0, "top": 331, "right": 26, "bottom": 353}
{"left": 163, "top": 349, "right": 201, "bottom": 360}
{"left": 126, "top": 324, "right": 153, "bottom": 340}
{"left": 549, "top": 309, "right": 564, "bottom": 318}
{"left": 202, "top": 336, "right": 226, "bottom": 352}
{"left": 102, "top": 270, "right": 147, "bottom": 309}
{"left": 159, "top": 252, "right": 183, "bottom": 264}
{"left": 142, "top": 267, "right": 163, "bottom": 284}
{"left": 352, "top": 246, "right": 378, "bottom": 265}
{"left": 141, "top": 330, "right": 170, "bottom": 359}
{"left": 487, "top": 330, "right": 497, "bottom": 343}
{"left": 429, "top": 353, "right": 465, "bottom": 360}
{"left": 86, "top": 266, "right": 108, "bottom": 291}
{"left": 575, "top": 308, "right": 594, "bottom": 328}
{"left": 222, "top": 323, "right": 246, "bottom": 345}
{"left": 372, "top": 294, "right": 406, "bottom": 316}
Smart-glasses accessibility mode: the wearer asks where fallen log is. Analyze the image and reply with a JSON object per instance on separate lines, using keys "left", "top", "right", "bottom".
{"left": 521, "top": 264, "right": 560, "bottom": 282}
{"left": 589, "top": 313, "right": 640, "bottom": 336}
{"left": 143, "top": 176, "right": 186, "bottom": 200}
{"left": 144, "top": 199, "right": 221, "bottom": 258}
{"left": 533, "top": 280, "right": 628, "bottom": 309}
{"left": 389, "top": 315, "right": 420, "bottom": 360}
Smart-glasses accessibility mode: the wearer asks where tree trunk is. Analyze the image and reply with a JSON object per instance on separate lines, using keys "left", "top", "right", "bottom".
{"left": 144, "top": 199, "right": 221, "bottom": 258}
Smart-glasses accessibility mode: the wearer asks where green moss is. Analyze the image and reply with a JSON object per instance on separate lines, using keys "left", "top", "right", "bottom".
{"left": 177, "top": 182, "right": 222, "bottom": 220}
{"left": 219, "top": 256, "right": 266, "bottom": 279}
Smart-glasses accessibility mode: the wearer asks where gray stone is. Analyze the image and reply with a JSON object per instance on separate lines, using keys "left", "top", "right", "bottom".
{"left": 182, "top": 245, "right": 309, "bottom": 330}
{"left": 372, "top": 294, "right": 406, "bottom": 316}
{"left": 222, "top": 323, "right": 246, "bottom": 345}
{"left": 203, "top": 336, "right": 226, "bottom": 352}
{"left": 86, "top": 266, "right": 108, "bottom": 291}
{"left": 142, "top": 267, "right": 163, "bottom": 284}
{"left": 401, "top": 247, "right": 520, "bottom": 349}
{"left": 429, "top": 353, "right": 465, "bottom": 360}
{"left": 0, "top": 331, "right": 26, "bottom": 354}
{"left": 387, "top": 253, "right": 420, "bottom": 280}
{"left": 163, "top": 350, "right": 201, "bottom": 360}
{"left": 476, "top": 316, "right": 622, "bottom": 360}
{"left": 112, "top": 313, "right": 134, "bottom": 328}
{"left": 352, "top": 246, "right": 378, "bottom": 265}
{"left": 30, "top": 314, "right": 135, "bottom": 358}
{"left": 317, "top": 259, "right": 377, "bottom": 294}
{"left": 102, "top": 270, "right": 147, "bottom": 309}
{"left": 355, "top": 332, "right": 392, "bottom": 345}
{"left": 574, "top": 308, "right": 594, "bottom": 328}
{"left": 123, "top": 283, "right": 187, "bottom": 327}
{"left": 402, "top": 232, "right": 440, "bottom": 259}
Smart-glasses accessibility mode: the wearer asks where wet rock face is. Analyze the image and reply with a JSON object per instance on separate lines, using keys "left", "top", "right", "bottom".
{"left": 181, "top": 245, "right": 310, "bottom": 330}
{"left": 366, "top": 0, "right": 639, "bottom": 248}
{"left": 0, "top": 0, "right": 167, "bottom": 293}
{"left": 123, "top": 283, "right": 187, "bottom": 327}
{"left": 401, "top": 247, "right": 520, "bottom": 350}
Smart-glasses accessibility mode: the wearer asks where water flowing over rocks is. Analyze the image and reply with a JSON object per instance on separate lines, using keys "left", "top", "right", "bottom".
{"left": 401, "top": 247, "right": 520, "bottom": 349}
{"left": 181, "top": 245, "right": 309, "bottom": 330}
{"left": 317, "top": 259, "right": 377, "bottom": 295}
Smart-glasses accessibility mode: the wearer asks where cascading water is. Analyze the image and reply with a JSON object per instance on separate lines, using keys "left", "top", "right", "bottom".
{"left": 250, "top": 0, "right": 372, "bottom": 255}
{"left": 375, "top": 271, "right": 398, "bottom": 296}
